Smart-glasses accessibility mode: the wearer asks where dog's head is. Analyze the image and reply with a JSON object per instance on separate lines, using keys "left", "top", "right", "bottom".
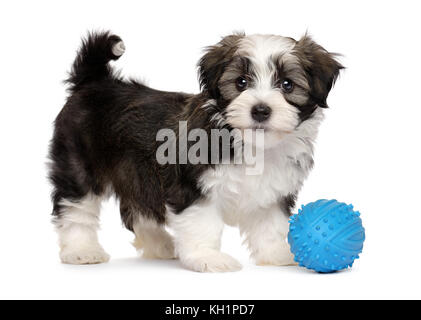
{"left": 198, "top": 33, "right": 343, "bottom": 145}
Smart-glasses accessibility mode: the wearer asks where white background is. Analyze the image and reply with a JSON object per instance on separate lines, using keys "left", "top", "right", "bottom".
{"left": 1, "top": 0, "right": 420, "bottom": 300}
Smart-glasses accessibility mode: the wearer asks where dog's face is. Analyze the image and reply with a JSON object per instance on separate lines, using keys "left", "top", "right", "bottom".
{"left": 199, "top": 34, "right": 343, "bottom": 146}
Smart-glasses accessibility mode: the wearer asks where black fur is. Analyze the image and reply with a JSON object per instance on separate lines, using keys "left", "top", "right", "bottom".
{"left": 294, "top": 35, "right": 344, "bottom": 109}
{"left": 198, "top": 33, "right": 244, "bottom": 100}
{"left": 49, "top": 32, "right": 219, "bottom": 229}
{"left": 66, "top": 31, "right": 124, "bottom": 92}
{"left": 279, "top": 194, "right": 297, "bottom": 217}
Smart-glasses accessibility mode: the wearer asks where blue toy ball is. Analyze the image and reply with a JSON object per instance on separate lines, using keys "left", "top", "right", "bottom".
{"left": 288, "top": 199, "right": 365, "bottom": 273}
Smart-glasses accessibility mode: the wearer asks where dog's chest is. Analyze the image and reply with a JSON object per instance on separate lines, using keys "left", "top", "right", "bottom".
{"left": 199, "top": 150, "right": 312, "bottom": 225}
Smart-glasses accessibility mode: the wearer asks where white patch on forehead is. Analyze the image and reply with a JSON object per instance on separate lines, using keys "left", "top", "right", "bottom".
{"left": 236, "top": 35, "right": 296, "bottom": 89}
{"left": 237, "top": 34, "right": 296, "bottom": 60}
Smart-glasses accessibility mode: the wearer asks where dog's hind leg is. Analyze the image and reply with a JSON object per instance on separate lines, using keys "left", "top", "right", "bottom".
{"left": 49, "top": 128, "right": 110, "bottom": 265}
{"left": 53, "top": 193, "right": 110, "bottom": 264}
{"left": 114, "top": 159, "right": 174, "bottom": 259}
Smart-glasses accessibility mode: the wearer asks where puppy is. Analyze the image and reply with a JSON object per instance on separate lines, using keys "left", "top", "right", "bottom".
{"left": 49, "top": 31, "right": 342, "bottom": 272}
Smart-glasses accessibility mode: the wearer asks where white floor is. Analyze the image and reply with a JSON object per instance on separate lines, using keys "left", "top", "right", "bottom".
{"left": 1, "top": 198, "right": 418, "bottom": 300}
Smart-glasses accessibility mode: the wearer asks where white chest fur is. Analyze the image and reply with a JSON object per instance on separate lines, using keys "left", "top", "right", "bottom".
{"left": 198, "top": 109, "right": 324, "bottom": 226}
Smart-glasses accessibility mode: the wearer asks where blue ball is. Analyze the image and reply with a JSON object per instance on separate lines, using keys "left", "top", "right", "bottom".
{"left": 288, "top": 199, "right": 365, "bottom": 273}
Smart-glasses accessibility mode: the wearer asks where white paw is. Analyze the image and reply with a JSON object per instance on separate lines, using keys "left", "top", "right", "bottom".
{"left": 112, "top": 41, "right": 125, "bottom": 57}
{"left": 60, "top": 247, "right": 110, "bottom": 265}
{"left": 254, "top": 244, "right": 298, "bottom": 266}
{"left": 182, "top": 249, "right": 242, "bottom": 273}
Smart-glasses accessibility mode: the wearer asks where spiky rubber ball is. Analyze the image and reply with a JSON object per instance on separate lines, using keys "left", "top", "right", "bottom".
{"left": 288, "top": 199, "right": 365, "bottom": 273}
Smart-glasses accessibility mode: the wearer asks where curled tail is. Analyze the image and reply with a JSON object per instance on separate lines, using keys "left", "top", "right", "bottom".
{"left": 66, "top": 31, "right": 125, "bottom": 91}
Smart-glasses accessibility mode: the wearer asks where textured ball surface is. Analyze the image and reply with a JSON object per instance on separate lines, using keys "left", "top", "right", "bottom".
{"left": 288, "top": 199, "right": 365, "bottom": 273}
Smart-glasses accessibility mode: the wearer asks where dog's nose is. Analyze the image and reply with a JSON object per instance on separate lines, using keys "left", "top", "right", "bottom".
{"left": 251, "top": 104, "right": 272, "bottom": 122}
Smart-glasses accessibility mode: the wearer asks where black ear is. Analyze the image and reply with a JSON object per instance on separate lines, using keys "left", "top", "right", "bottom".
{"left": 294, "top": 35, "right": 344, "bottom": 108}
{"left": 198, "top": 33, "right": 244, "bottom": 98}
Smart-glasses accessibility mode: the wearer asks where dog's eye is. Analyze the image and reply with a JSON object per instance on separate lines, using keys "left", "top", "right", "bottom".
{"left": 236, "top": 77, "right": 248, "bottom": 91}
{"left": 281, "top": 79, "right": 294, "bottom": 93}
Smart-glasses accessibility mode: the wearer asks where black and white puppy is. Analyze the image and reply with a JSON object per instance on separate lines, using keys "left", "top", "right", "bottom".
{"left": 49, "top": 31, "right": 342, "bottom": 272}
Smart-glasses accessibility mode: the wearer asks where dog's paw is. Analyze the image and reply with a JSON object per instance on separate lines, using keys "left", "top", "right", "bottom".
{"left": 254, "top": 243, "right": 298, "bottom": 266}
{"left": 181, "top": 249, "right": 242, "bottom": 273}
{"left": 60, "top": 247, "right": 110, "bottom": 265}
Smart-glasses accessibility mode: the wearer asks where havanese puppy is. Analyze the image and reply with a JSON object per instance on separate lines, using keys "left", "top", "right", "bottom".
{"left": 49, "top": 31, "right": 342, "bottom": 272}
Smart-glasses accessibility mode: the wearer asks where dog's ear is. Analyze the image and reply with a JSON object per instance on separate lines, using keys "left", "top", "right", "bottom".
{"left": 294, "top": 35, "right": 344, "bottom": 108}
{"left": 198, "top": 33, "right": 244, "bottom": 98}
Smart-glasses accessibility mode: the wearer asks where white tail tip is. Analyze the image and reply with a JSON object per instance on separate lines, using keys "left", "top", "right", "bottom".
{"left": 112, "top": 41, "right": 126, "bottom": 57}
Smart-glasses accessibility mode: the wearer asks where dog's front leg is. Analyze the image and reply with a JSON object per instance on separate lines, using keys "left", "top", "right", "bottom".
{"left": 240, "top": 203, "right": 297, "bottom": 266}
{"left": 168, "top": 199, "right": 242, "bottom": 272}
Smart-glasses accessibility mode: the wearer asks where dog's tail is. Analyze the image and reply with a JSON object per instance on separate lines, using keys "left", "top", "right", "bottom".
{"left": 66, "top": 31, "right": 125, "bottom": 91}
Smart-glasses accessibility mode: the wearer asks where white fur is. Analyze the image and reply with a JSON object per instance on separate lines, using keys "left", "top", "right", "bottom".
{"left": 54, "top": 193, "right": 110, "bottom": 264}
{"left": 202, "top": 109, "right": 323, "bottom": 208}
{"left": 237, "top": 35, "right": 296, "bottom": 70}
{"left": 236, "top": 35, "right": 296, "bottom": 93}
{"left": 226, "top": 90, "right": 300, "bottom": 146}
{"left": 239, "top": 203, "right": 296, "bottom": 266}
{"left": 167, "top": 202, "right": 242, "bottom": 272}
{"left": 132, "top": 215, "right": 176, "bottom": 259}
{"left": 112, "top": 41, "right": 125, "bottom": 57}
